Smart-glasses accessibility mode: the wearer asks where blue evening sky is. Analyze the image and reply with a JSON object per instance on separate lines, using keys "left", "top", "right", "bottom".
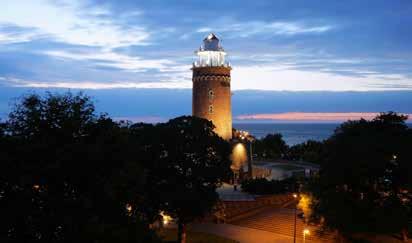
{"left": 1, "top": 0, "right": 412, "bottom": 121}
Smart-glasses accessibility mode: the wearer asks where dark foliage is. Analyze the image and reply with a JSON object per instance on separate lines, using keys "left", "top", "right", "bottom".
{"left": 308, "top": 112, "right": 412, "bottom": 239}
{"left": 0, "top": 93, "right": 233, "bottom": 243}
{"left": 136, "top": 116, "right": 232, "bottom": 242}
{"left": 286, "top": 140, "right": 324, "bottom": 164}
{"left": 0, "top": 92, "right": 160, "bottom": 243}
{"left": 254, "top": 133, "right": 288, "bottom": 159}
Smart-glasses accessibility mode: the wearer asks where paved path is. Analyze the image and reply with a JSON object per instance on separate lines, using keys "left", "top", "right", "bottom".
{"left": 230, "top": 207, "right": 334, "bottom": 242}
{"left": 190, "top": 223, "right": 293, "bottom": 243}
{"left": 217, "top": 183, "right": 255, "bottom": 201}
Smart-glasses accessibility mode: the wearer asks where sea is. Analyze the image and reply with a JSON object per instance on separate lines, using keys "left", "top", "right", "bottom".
{"left": 233, "top": 123, "right": 412, "bottom": 146}
{"left": 233, "top": 123, "right": 340, "bottom": 146}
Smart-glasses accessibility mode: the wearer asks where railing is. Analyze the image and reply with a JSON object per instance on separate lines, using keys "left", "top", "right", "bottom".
{"left": 193, "top": 62, "right": 231, "bottom": 68}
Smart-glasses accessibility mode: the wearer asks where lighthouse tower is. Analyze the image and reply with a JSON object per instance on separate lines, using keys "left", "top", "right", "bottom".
{"left": 192, "top": 33, "right": 232, "bottom": 140}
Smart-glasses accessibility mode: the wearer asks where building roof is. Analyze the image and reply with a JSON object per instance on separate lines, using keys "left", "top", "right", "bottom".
{"left": 200, "top": 33, "right": 224, "bottom": 52}
{"left": 204, "top": 33, "right": 219, "bottom": 41}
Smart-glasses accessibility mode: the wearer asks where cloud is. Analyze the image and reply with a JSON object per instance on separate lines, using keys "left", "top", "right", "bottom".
{"left": 0, "top": 0, "right": 195, "bottom": 86}
{"left": 0, "top": 0, "right": 149, "bottom": 48}
{"left": 236, "top": 112, "right": 412, "bottom": 122}
{"left": 3, "top": 77, "right": 191, "bottom": 89}
{"left": 231, "top": 63, "right": 412, "bottom": 91}
{"left": 113, "top": 116, "right": 167, "bottom": 123}
{"left": 0, "top": 1, "right": 410, "bottom": 93}
{"left": 368, "top": 83, "right": 412, "bottom": 89}
{"left": 0, "top": 25, "right": 42, "bottom": 44}
{"left": 196, "top": 20, "right": 333, "bottom": 37}
{"left": 43, "top": 50, "right": 176, "bottom": 72}
{"left": 230, "top": 51, "right": 406, "bottom": 79}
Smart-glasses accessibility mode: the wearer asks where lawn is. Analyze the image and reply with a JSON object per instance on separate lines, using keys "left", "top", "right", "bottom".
{"left": 270, "top": 164, "right": 303, "bottom": 171}
{"left": 157, "top": 228, "right": 239, "bottom": 243}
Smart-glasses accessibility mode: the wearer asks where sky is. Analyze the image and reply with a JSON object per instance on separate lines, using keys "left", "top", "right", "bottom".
{"left": 1, "top": 0, "right": 412, "bottom": 122}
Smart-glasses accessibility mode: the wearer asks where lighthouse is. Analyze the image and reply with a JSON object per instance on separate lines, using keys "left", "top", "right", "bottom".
{"left": 192, "top": 33, "right": 232, "bottom": 140}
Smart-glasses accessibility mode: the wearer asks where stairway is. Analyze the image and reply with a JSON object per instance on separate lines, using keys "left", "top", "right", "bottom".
{"left": 230, "top": 207, "right": 335, "bottom": 243}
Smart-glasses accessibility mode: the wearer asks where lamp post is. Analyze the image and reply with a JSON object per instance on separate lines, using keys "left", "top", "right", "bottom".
{"left": 239, "top": 130, "right": 254, "bottom": 179}
{"left": 303, "top": 229, "right": 310, "bottom": 243}
{"left": 293, "top": 193, "right": 298, "bottom": 243}
{"left": 247, "top": 138, "right": 254, "bottom": 178}
{"left": 249, "top": 138, "right": 254, "bottom": 162}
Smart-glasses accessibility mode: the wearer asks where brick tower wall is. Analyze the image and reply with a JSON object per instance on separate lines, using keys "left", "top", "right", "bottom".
{"left": 192, "top": 66, "right": 232, "bottom": 140}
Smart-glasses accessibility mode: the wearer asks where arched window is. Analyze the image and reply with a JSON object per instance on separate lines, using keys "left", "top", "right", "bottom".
{"left": 208, "top": 89, "right": 214, "bottom": 101}
{"left": 208, "top": 105, "right": 213, "bottom": 114}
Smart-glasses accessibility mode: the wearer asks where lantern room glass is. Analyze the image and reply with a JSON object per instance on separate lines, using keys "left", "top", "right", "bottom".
{"left": 194, "top": 33, "right": 230, "bottom": 68}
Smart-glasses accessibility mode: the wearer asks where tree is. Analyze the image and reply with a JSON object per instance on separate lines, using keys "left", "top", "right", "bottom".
{"left": 0, "top": 92, "right": 160, "bottom": 243}
{"left": 287, "top": 140, "right": 324, "bottom": 164}
{"left": 308, "top": 112, "right": 412, "bottom": 241}
{"left": 143, "top": 116, "right": 232, "bottom": 243}
{"left": 254, "top": 133, "right": 288, "bottom": 159}
{"left": 0, "top": 121, "right": 5, "bottom": 137}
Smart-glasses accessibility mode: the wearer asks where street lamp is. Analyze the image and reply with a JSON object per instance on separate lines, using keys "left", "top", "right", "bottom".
{"left": 160, "top": 211, "right": 172, "bottom": 226}
{"left": 303, "top": 229, "right": 310, "bottom": 243}
{"left": 293, "top": 194, "right": 298, "bottom": 243}
{"left": 247, "top": 137, "right": 255, "bottom": 179}
{"left": 237, "top": 130, "right": 255, "bottom": 179}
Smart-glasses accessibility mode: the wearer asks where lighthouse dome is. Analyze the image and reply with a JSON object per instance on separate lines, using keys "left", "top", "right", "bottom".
{"left": 195, "top": 33, "right": 228, "bottom": 67}
{"left": 201, "top": 33, "right": 224, "bottom": 51}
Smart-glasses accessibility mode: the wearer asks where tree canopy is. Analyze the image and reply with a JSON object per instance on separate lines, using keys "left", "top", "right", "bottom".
{"left": 0, "top": 93, "right": 160, "bottom": 242}
{"left": 140, "top": 116, "right": 232, "bottom": 243}
{"left": 286, "top": 140, "right": 324, "bottom": 164}
{"left": 0, "top": 92, "right": 232, "bottom": 243}
{"left": 254, "top": 133, "right": 288, "bottom": 159}
{"left": 308, "top": 112, "right": 412, "bottom": 240}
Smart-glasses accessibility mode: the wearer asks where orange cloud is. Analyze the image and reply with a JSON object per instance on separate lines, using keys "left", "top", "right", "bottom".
{"left": 236, "top": 112, "right": 412, "bottom": 121}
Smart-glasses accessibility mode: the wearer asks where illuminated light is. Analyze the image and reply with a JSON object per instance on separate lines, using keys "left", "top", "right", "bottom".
{"left": 196, "top": 51, "right": 227, "bottom": 67}
{"left": 393, "top": 155, "right": 397, "bottom": 160}
{"left": 293, "top": 193, "right": 298, "bottom": 198}
{"left": 33, "top": 184, "right": 40, "bottom": 190}
{"left": 236, "top": 130, "right": 252, "bottom": 141}
{"left": 160, "top": 211, "right": 172, "bottom": 225}
{"left": 231, "top": 143, "right": 248, "bottom": 170}
{"left": 303, "top": 228, "right": 310, "bottom": 243}
{"left": 125, "top": 203, "right": 132, "bottom": 213}
{"left": 297, "top": 194, "right": 313, "bottom": 222}
{"left": 194, "top": 33, "right": 229, "bottom": 67}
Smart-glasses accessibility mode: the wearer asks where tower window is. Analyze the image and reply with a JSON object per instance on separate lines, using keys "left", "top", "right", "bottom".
{"left": 209, "top": 105, "right": 213, "bottom": 114}
{"left": 208, "top": 89, "right": 214, "bottom": 101}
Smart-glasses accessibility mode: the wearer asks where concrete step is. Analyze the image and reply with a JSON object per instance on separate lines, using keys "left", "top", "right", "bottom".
{"left": 230, "top": 206, "right": 335, "bottom": 242}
